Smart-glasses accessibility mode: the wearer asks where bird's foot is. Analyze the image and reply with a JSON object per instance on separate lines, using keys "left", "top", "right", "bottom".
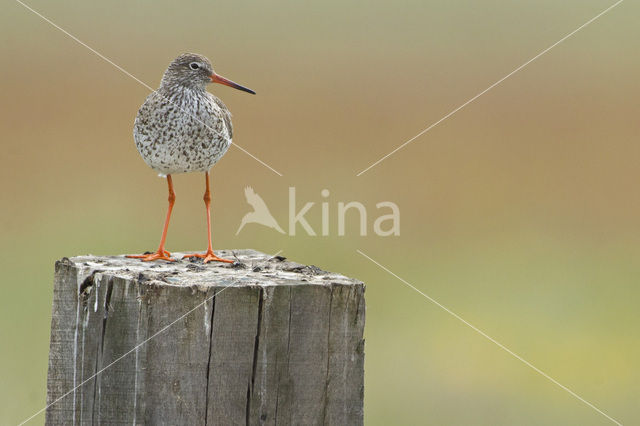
{"left": 127, "top": 249, "right": 175, "bottom": 262}
{"left": 183, "top": 250, "right": 234, "bottom": 264}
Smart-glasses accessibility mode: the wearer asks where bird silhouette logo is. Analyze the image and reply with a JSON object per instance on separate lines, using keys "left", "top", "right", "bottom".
{"left": 236, "top": 187, "right": 285, "bottom": 235}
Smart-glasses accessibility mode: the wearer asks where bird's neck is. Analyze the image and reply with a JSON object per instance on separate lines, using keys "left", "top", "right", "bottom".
{"left": 158, "top": 83, "right": 208, "bottom": 103}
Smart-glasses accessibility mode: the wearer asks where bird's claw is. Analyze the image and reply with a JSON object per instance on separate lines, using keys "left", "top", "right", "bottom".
{"left": 183, "top": 250, "right": 233, "bottom": 264}
{"left": 127, "top": 249, "right": 175, "bottom": 262}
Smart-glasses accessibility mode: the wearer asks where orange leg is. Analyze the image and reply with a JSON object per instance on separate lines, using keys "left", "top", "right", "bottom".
{"left": 127, "top": 175, "right": 176, "bottom": 262}
{"left": 183, "top": 172, "right": 233, "bottom": 264}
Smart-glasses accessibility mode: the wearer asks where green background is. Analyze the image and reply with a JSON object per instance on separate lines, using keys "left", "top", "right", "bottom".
{"left": 1, "top": 0, "right": 638, "bottom": 424}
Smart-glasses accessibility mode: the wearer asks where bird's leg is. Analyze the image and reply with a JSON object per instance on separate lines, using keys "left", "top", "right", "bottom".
{"left": 184, "top": 172, "right": 233, "bottom": 264}
{"left": 127, "top": 175, "right": 176, "bottom": 262}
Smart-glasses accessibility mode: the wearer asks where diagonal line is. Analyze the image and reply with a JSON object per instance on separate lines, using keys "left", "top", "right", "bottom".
{"left": 14, "top": 0, "right": 283, "bottom": 177}
{"left": 17, "top": 250, "right": 283, "bottom": 426}
{"left": 356, "top": 0, "right": 624, "bottom": 176}
{"left": 356, "top": 249, "right": 623, "bottom": 425}
{"left": 231, "top": 143, "right": 283, "bottom": 177}
{"left": 14, "top": 0, "right": 153, "bottom": 91}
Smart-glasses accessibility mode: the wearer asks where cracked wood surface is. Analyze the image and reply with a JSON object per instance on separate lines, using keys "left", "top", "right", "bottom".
{"left": 45, "top": 249, "right": 365, "bottom": 425}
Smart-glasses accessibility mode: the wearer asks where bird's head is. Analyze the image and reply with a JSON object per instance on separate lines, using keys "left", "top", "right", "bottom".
{"left": 160, "top": 53, "right": 255, "bottom": 94}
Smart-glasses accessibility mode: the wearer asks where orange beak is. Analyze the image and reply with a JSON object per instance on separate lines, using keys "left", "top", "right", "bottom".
{"left": 209, "top": 73, "right": 255, "bottom": 95}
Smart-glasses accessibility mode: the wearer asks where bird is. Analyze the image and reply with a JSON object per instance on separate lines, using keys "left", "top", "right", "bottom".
{"left": 236, "top": 186, "right": 285, "bottom": 235}
{"left": 127, "top": 53, "right": 255, "bottom": 263}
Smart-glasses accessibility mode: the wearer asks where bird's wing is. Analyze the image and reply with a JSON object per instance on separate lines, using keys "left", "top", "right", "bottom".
{"left": 245, "top": 186, "right": 270, "bottom": 212}
{"left": 212, "top": 96, "right": 233, "bottom": 139}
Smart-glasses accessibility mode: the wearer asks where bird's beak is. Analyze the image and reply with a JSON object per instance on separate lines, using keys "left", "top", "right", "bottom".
{"left": 209, "top": 73, "right": 256, "bottom": 95}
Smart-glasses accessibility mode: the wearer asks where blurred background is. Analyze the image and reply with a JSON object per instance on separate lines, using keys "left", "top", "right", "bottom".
{"left": 2, "top": 0, "right": 638, "bottom": 424}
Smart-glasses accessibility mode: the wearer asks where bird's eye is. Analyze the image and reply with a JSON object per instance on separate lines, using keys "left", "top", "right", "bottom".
{"left": 189, "top": 62, "right": 200, "bottom": 70}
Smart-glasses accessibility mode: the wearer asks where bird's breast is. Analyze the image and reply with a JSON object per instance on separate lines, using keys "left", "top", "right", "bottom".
{"left": 133, "top": 89, "right": 232, "bottom": 174}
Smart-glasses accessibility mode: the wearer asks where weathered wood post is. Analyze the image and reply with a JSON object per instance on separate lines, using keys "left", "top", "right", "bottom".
{"left": 46, "top": 249, "right": 365, "bottom": 425}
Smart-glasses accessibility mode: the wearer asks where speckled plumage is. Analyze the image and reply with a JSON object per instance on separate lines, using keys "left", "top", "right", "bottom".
{"left": 134, "top": 53, "right": 233, "bottom": 175}
{"left": 127, "top": 53, "right": 253, "bottom": 263}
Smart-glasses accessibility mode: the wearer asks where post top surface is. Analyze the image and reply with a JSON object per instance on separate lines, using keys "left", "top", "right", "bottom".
{"left": 60, "top": 249, "right": 362, "bottom": 289}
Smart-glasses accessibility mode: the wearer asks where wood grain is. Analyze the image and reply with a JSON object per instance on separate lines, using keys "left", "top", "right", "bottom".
{"left": 45, "top": 249, "right": 365, "bottom": 425}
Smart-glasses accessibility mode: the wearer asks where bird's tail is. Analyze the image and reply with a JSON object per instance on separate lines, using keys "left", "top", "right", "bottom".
{"left": 273, "top": 223, "right": 285, "bottom": 234}
{"left": 236, "top": 219, "right": 247, "bottom": 236}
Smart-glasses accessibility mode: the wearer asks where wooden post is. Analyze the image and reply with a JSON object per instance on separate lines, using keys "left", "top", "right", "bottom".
{"left": 45, "top": 249, "right": 365, "bottom": 425}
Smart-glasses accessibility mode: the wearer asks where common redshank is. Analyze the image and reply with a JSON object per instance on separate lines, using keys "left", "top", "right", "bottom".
{"left": 128, "top": 53, "right": 255, "bottom": 263}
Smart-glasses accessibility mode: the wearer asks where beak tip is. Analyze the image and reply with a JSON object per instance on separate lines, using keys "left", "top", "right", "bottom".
{"left": 210, "top": 73, "right": 255, "bottom": 95}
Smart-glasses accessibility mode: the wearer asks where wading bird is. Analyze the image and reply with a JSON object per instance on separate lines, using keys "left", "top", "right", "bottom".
{"left": 128, "top": 53, "right": 255, "bottom": 263}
